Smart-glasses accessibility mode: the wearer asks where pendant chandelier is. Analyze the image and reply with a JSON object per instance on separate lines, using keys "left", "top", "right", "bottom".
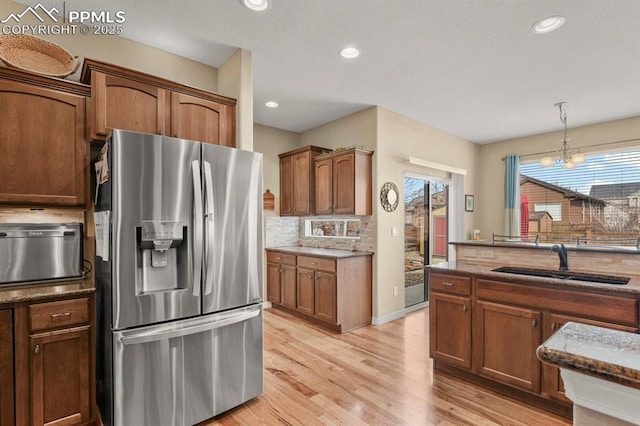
{"left": 540, "top": 102, "right": 586, "bottom": 169}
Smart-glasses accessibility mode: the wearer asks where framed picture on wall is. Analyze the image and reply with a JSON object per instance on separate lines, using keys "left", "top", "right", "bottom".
{"left": 465, "top": 194, "right": 474, "bottom": 212}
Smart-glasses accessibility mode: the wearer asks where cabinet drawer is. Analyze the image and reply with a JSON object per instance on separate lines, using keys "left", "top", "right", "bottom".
{"left": 29, "top": 297, "right": 90, "bottom": 332}
{"left": 297, "top": 256, "right": 336, "bottom": 272}
{"left": 430, "top": 273, "right": 471, "bottom": 296}
{"left": 266, "top": 251, "right": 296, "bottom": 265}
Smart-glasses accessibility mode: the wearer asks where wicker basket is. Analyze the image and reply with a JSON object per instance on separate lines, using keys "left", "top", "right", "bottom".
{"left": 0, "top": 35, "right": 79, "bottom": 78}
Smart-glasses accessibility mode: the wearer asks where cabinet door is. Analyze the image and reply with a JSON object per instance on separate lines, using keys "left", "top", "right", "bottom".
{"left": 279, "top": 156, "right": 294, "bottom": 216}
{"left": 266, "top": 262, "right": 281, "bottom": 304}
{"left": 296, "top": 268, "right": 315, "bottom": 316}
{"left": 0, "top": 310, "right": 13, "bottom": 426}
{"left": 542, "top": 313, "right": 638, "bottom": 403}
{"left": 293, "top": 152, "right": 312, "bottom": 216}
{"left": 171, "top": 92, "right": 235, "bottom": 147}
{"left": 314, "top": 271, "right": 337, "bottom": 324}
{"left": 281, "top": 265, "right": 297, "bottom": 309}
{"left": 91, "top": 72, "right": 167, "bottom": 139}
{"left": 475, "top": 301, "right": 541, "bottom": 393}
{"left": 0, "top": 80, "right": 86, "bottom": 205}
{"left": 31, "top": 326, "right": 91, "bottom": 426}
{"left": 314, "top": 158, "right": 333, "bottom": 215}
{"left": 430, "top": 293, "right": 471, "bottom": 369}
{"left": 332, "top": 153, "right": 355, "bottom": 214}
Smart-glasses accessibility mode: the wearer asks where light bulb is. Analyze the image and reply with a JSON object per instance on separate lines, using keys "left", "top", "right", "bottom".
{"left": 540, "top": 156, "right": 554, "bottom": 167}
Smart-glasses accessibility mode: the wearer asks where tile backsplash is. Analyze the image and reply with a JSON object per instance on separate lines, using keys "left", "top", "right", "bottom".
{"left": 265, "top": 214, "right": 374, "bottom": 252}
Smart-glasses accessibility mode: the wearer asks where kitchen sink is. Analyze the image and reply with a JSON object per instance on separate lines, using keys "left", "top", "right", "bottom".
{"left": 491, "top": 266, "right": 630, "bottom": 285}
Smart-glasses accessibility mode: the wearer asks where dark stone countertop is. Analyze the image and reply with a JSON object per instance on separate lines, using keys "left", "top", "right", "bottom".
{"left": 0, "top": 278, "right": 95, "bottom": 304}
{"left": 428, "top": 261, "right": 640, "bottom": 295}
{"left": 537, "top": 322, "right": 640, "bottom": 390}
{"left": 266, "top": 246, "right": 374, "bottom": 259}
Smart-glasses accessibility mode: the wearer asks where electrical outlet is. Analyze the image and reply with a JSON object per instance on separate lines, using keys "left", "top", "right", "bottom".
{"left": 393, "top": 286, "right": 398, "bottom": 296}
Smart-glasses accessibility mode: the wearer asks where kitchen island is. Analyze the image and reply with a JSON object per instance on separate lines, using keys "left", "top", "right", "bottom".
{"left": 537, "top": 322, "right": 640, "bottom": 425}
{"left": 266, "top": 246, "right": 373, "bottom": 332}
{"left": 428, "top": 241, "right": 640, "bottom": 419}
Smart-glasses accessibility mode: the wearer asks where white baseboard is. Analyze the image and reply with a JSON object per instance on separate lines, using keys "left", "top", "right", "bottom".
{"left": 372, "top": 302, "right": 429, "bottom": 326}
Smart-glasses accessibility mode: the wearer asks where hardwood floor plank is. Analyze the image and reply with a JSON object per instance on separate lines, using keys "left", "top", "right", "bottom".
{"left": 203, "top": 308, "right": 571, "bottom": 426}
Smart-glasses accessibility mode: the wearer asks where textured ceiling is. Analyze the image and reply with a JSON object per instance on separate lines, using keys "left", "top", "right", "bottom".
{"left": 43, "top": 1, "right": 640, "bottom": 143}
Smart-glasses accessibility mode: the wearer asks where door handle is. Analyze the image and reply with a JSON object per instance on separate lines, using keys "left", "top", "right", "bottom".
{"left": 192, "top": 160, "right": 203, "bottom": 297}
{"left": 203, "top": 161, "right": 215, "bottom": 296}
{"left": 120, "top": 308, "right": 260, "bottom": 345}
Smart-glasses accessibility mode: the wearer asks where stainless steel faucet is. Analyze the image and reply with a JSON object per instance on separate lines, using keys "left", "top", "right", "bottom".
{"left": 551, "top": 244, "right": 568, "bottom": 271}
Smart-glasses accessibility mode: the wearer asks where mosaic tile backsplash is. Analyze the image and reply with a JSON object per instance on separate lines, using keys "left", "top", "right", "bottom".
{"left": 265, "top": 214, "right": 374, "bottom": 252}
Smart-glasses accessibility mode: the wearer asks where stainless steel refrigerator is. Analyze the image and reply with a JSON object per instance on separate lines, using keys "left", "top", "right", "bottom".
{"left": 94, "top": 129, "right": 263, "bottom": 426}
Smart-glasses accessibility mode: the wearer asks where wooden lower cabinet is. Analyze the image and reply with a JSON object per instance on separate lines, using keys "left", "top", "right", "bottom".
{"left": 30, "top": 326, "right": 91, "bottom": 426}
{"left": 266, "top": 252, "right": 297, "bottom": 309}
{"left": 429, "top": 293, "right": 471, "bottom": 369}
{"left": 0, "top": 310, "right": 14, "bottom": 426}
{"left": 9, "top": 293, "right": 96, "bottom": 426}
{"left": 266, "top": 250, "right": 372, "bottom": 333}
{"left": 475, "top": 301, "right": 542, "bottom": 393}
{"left": 296, "top": 268, "right": 315, "bottom": 316}
{"left": 429, "top": 270, "right": 640, "bottom": 416}
{"left": 314, "top": 271, "right": 337, "bottom": 324}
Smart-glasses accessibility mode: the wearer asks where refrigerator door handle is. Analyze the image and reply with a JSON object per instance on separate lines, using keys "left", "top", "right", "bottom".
{"left": 119, "top": 308, "right": 260, "bottom": 346}
{"left": 203, "top": 161, "right": 215, "bottom": 296}
{"left": 192, "top": 160, "right": 204, "bottom": 297}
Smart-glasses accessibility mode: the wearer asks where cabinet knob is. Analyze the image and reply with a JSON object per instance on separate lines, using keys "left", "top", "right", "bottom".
{"left": 34, "top": 344, "right": 40, "bottom": 355}
{"left": 551, "top": 322, "right": 557, "bottom": 331}
{"left": 462, "top": 305, "right": 468, "bottom": 312}
{"left": 442, "top": 282, "right": 453, "bottom": 287}
{"left": 51, "top": 312, "right": 71, "bottom": 319}
{"left": 532, "top": 318, "right": 538, "bottom": 327}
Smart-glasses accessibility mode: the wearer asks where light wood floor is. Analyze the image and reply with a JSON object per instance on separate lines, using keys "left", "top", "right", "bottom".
{"left": 203, "top": 307, "right": 571, "bottom": 426}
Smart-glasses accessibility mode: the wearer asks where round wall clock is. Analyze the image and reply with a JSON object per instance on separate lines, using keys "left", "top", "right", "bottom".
{"left": 380, "top": 182, "right": 399, "bottom": 212}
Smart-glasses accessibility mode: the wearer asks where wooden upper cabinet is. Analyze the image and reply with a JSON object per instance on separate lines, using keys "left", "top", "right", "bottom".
{"left": 90, "top": 71, "right": 167, "bottom": 138}
{"left": 81, "top": 59, "right": 237, "bottom": 147}
{"left": 314, "top": 158, "right": 333, "bottom": 215}
{"left": 0, "top": 69, "right": 88, "bottom": 206}
{"left": 171, "top": 92, "right": 235, "bottom": 146}
{"left": 313, "top": 148, "right": 373, "bottom": 216}
{"left": 278, "top": 146, "right": 329, "bottom": 216}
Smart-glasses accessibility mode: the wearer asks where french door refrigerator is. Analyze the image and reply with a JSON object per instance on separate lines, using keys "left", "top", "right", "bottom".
{"left": 94, "top": 130, "right": 263, "bottom": 426}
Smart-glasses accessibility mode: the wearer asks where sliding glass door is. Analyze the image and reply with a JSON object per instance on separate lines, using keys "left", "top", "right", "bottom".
{"left": 404, "top": 174, "right": 450, "bottom": 308}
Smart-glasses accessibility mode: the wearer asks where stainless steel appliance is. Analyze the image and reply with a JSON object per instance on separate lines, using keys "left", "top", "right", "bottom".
{"left": 0, "top": 223, "right": 82, "bottom": 284}
{"left": 95, "top": 130, "right": 263, "bottom": 426}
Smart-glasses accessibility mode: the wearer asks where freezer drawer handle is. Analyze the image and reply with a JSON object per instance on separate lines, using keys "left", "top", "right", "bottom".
{"left": 119, "top": 309, "right": 260, "bottom": 346}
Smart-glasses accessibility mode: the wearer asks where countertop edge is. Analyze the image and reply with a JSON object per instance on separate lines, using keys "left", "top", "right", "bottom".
{"left": 266, "top": 246, "right": 374, "bottom": 259}
{"left": 427, "top": 262, "right": 640, "bottom": 295}
{"left": 450, "top": 240, "right": 640, "bottom": 255}
{"left": 0, "top": 279, "right": 95, "bottom": 304}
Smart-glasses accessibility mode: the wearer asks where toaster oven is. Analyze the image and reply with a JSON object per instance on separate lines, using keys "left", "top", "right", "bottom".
{"left": 0, "top": 223, "right": 83, "bottom": 285}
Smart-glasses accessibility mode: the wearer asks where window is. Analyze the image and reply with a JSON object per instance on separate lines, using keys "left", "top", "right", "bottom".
{"left": 520, "top": 149, "right": 640, "bottom": 245}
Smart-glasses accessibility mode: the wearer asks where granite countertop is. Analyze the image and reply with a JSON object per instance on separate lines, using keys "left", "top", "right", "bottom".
{"left": 428, "top": 261, "right": 640, "bottom": 295}
{"left": 0, "top": 278, "right": 95, "bottom": 304}
{"left": 451, "top": 240, "right": 640, "bottom": 255}
{"left": 536, "top": 322, "right": 640, "bottom": 389}
{"left": 266, "top": 246, "right": 374, "bottom": 259}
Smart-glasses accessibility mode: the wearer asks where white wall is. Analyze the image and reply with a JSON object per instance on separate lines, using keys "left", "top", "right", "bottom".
{"left": 253, "top": 124, "right": 301, "bottom": 216}
{"left": 218, "top": 49, "right": 253, "bottom": 151}
{"left": 477, "top": 115, "right": 640, "bottom": 238}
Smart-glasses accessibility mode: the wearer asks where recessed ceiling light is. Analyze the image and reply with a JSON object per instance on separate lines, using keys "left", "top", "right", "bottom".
{"left": 340, "top": 47, "right": 360, "bottom": 59}
{"left": 265, "top": 101, "right": 278, "bottom": 108}
{"left": 241, "top": 0, "right": 270, "bottom": 12}
{"left": 531, "top": 16, "right": 565, "bottom": 34}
